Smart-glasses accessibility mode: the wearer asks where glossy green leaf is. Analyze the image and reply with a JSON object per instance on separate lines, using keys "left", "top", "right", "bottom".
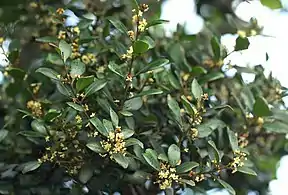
{"left": 136, "top": 58, "right": 169, "bottom": 75}
{"left": 176, "top": 161, "right": 199, "bottom": 174}
{"left": 31, "top": 120, "right": 47, "bottom": 135}
{"left": 90, "top": 117, "right": 108, "bottom": 136}
{"left": 208, "top": 140, "right": 220, "bottom": 162}
{"left": 167, "top": 95, "right": 182, "bottom": 125}
{"left": 123, "top": 97, "right": 143, "bottom": 111}
{"left": 143, "top": 149, "right": 160, "bottom": 171}
{"left": 198, "top": 119, "right": 226, "bottom": 138}
{"left": 59, "top": 40, "right": 72, "bottom": 62}
{"left": 108, "top": 61, "right": 124, "bottom": 78}
{"left": 237, "top": 166, "right": 257, "bottom": 176}
{"left": 181, "top": 95, "right": 196, "bottom": 117}
{"left": 36, "top": 67, "right": 60, "bottom": 80}
{"left": 235, "top": 36, "right": 250, "bottom": 51}
{"left": 22, "top": 161, "right": 41, "bottom": 174}
{"left": 66, "top": 102, "right": 84, "bottom": 112}
{"left": 168, "top": 144, "right": 181, "bottom": 167}
{"left": 122, "top": 129, "right": 135, "bottom": 139}
{"left": 107, "top": 17, "right": 128, "bottom": 34}
{"left": 147, "top": 19, "right": 169, "bottom": 28}
{"left": 211, "top": 36, "right": 222, "bottom": 60}
{"left": 79, "top": 165, "right": 94, "bottom": 184}
{"left": 35, "top": 36, "right": 58, "bottom": 44}
{"left": 253, "top": 96, "right": 271, "bottom": 117}
{"left": 70, "top": 59, "right": 86, "bottom": 78}
{"left": 218, "top": 179, "right": 235, "bottom": 195}
{"left": 0, "top": 129, "right": 8, "bottom": 142}
{"left": 179, "top": 179, "right": 195, "bottom": 187}
{"left": 199, "top": 72, "right": 225, "bottom": 84}
{"left": 76, "top": 76, "right": 94, "bottom": 92}
{"left": 86, "top": 142, "right": 106, "bottom": 153}
{"left": 135, "top": 89, "right": 163, "bottom": 97}
{"left": 109, "top": 108, "right": 119, "bottom": 127}
{"left": 103, "top": 119, "right": 114, "bottom": 133}
{"left": 263, "top": 121, "right": 288, "bottom": 133}
{"left": 227, "top": 129, "right": 239, "bottom": 151}
{"left": 133, "top": 40, "right": 149, "bottom": 54}
{"left": 140, "top": 36, "right": 155, "bottom": 49}
{"left": 85, "top": 79, "right": 107, "bottom": 97}
{"left": 112, "top": 153, "right": 129, "bottom": 169}
{"left": 56, "top": 82, "right": 73, "bottom": 97}
{"left": 260, "top": 0, "right": 282, "bottom": 9}
{"left": 125, "top": 138, "right": 144, "bottom": 148}
{"left": 191, "top": 79, "right": 203, "bottom": 99}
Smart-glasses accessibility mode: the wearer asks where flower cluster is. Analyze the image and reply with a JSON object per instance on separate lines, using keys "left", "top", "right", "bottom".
{"left": 228, "top": 150, "right": 247, "bottom": 173}
{"left": 238, "top": 132, "right": 249, "bottom": 148}
{"left": 100, "top": 127, "right": 127, "bottom": 158}
{"left": 189, "top": 127, "right": 198, "bottom": 140}
{"left": 132, "top": 4, "right": 149, "bottom": 32}
{"left": 38, "top": 129, "right": 85, "bottom": 175}
{"left": 81, "top": 53, "right": 97, "bottom": 65}
{"left": 26, "top": 100, "right": 43, "bottom": 117}
{"left": 121, "top": 46, "right": 133, "bottom": 60}
{"left": 155, "top": 163, "right": 181, "bottom": 190}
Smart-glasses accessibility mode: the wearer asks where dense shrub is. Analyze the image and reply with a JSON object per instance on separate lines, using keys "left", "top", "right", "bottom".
{"left": 0, "top": 0, "right": 287, "bottom": 194}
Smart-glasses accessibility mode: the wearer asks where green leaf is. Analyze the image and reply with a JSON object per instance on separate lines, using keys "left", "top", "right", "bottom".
{"left": 218, "top": 179, "right": 236, "bottom": 195}
{"left": 76, "top": 76, "right": 94, "bottom": 92}
{"left": 90, "top": 117, "right": 108, "bottom": 137}
{"left": 168, "top": 72, "right": 181, "bottom": 90}
{"left": 179, "top": 179, "right": 195, "bottom": 187}
{"left": 237, "top": 166, "right": 257, "bottom": 176}
{"left": 135, "top": 89, "right": 163, "bottom": 97}
{"left": 253, "top": 96, "right": 271, "bottom": 117}
{"left": 86, "top": 142, "right": 106, "bottom": 153}
{"left": 47, "top": 53, "right": 63, "bottom": 65}
{"left": 263, "top": 121, "right": 288, "bottom": 133}
{"left": 123, "top": 97, "right": 143, "bottom": 111}
{"left": 36, "top": 67, "right": 60, "bottom": 80}
{"left": 35, "top": 36, "right": 58, "bottom": 44}
{"left": 158, "top": 153, "right": 168, "bottom": 162}
{"left": 22, "top": 161, "right": 41, "bottom": 174}
{"left": 112, "top": 153, "right": 129, "bottom": 169}
{"left": 211, "top": 36, "right": 222, "bottom": 60}
{"left": 66, "top": 102, "right": 84, "bottom": 112}
{"left": 140, "top": 36, "right": 155, "bottom": 49}
{"left": 0, "top": 129, "right": 8, "bottom": 142}
{"left": 122, "top": 129, "right": 135, "bottom": 139}
{"left": 191, "top": 79, "right": 203, "bottom": 99}
{"left": 79, "top": 165, "right": 94, "bottom": 184}
{"left": 168, "top": 144, "right": 181, "bottom": 167}
{"left": 227, "top": 129, "right": 239, "bottom": 151}
{"left": 107, "top": 17, "right": 128, "bottom": 34}
{"left": 70, "top": 59, "right": 86, "bottom": 78}
{"left": 147, "top": 19, "right": 169, "bottom": 28}
{"left": 103, "top": 119, "right": 114, "bottom": 133}
{"left": 235, "top": 36, "right": 250, "bottom": 51}
{"left": 56, "top": 82, "right": 73, "bottom": 97}
{"left": 198, "top": 119, "right": 226, "bottom": 138}
{"left": 119, "top": 110, "right": 133, "bottom": 117}
{"left": 181, "top": 95, "right": 196, "bottom": 117}
{"left": 133, "top": 40, "right": 149, "bottom": 54}
{"left": 167, "top": 95, "right": 182, "bottom": 125}
{"left": 198, "top": 72, "right": 225, "bottom": 84}
{"left": 130, "top": 0, "right": 139, "bottom": 11}
{"left": 31, "top": 120, "right": 47, "bottom": 135}
{"left": 143, "top": 149, "right": 160, "bottom": 171}
{"left": 84, "top": 79, "right": 107, "bottom": 97}
{"left": 59, "top": 40, "right": 72, "bottom": 63}
{"left": 260, "top": 0, "right": 282, "bottom": 9}
{"left": 108, "top": 61, "right": 124, "bottom": 78}
{"left": 176, "top": 162, "right": 199, "bottom": 174}
{"left": 125, "top": 138, "right": 144, "bottom": 148}
{"left": 6, "top": 68, "right": 25, "bottom": 82}
{"left": 136, "top": 58, "right": 169, "bottom": 75}
{"left": 110, "top": 108, "right": 119, "bottom": 127}
{"left": 192, "top": 66, "right": 207, "bottom": 75}
{"left": 44, "top": 110, "right": 61, "bottom": 122}
{"left": 208, "top": 140, "right": 220, "bottom": 162}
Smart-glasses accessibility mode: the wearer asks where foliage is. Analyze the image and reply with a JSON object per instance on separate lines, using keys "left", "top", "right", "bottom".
{"left": 0, "top": 0, "right": 287, "bottom": 194}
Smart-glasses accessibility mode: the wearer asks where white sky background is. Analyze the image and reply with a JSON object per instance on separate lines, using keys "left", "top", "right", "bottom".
{"left": 161, "top": 0, "right": 288, "bottom": 194}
